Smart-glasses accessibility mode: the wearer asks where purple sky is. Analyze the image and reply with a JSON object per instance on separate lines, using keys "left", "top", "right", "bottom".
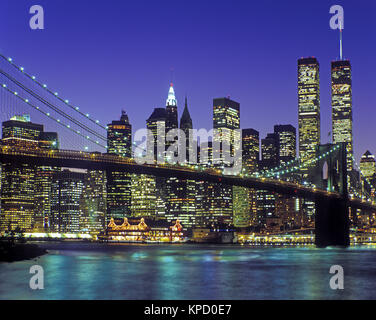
{"left": 1, "top": 0, "right": 375, "bottom": 162}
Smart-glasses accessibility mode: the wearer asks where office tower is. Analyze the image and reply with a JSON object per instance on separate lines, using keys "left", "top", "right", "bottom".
{"left": 331, "top": 60, "right": 353, "bottom": 172}
{"left": 212, "top": 97, "right": 240, "bottom": 226}
{"left": 273, "top": 125, "right": 303, "bottom": 229}
{"left": 146, "top": 108, "right": 167, "bottom": 218}
{"left": 34, "top": 131, "right": 60, "bottom": 232}
{"left": 241, "top": 129, "right": 260, "bottom": 226}
{"left": 298, "top": 58, "right": 320, "bottom": 172}
{"left": 360, "top": 151, "right": 376, "bottom": 179}
{"left": 274, "top": 124, "right": 296, "bottom": 165}
{"left": 51, "top": 170, "right": 85, "bottom": 233}
{"left": 242, "top": 129, "right": 259, "bottom": 173}
{"left": 195, "top": 142, "right": 213, "bottom": 227}
{"left": 131, "top": 174, "right": 157, "bottom": 217}
{"left": 165, "top": 97, "right": 196, "bottom": 229}
{"left": 0, "top": 115, "right": 57, "bottom": 231}
{"left": 106, "top": 111, "right": 132, "bottom": 221}
{"left": 80, "top": 170, "right": 107, "bottom": 235}
{"left": 360, "top": 151, "right": 376, "bottom": 197}
{"left": 298, "top": 58, "right": 320, "bottom": 224}
{"left": 257, "top": 133, "right": 279, "bottom": 227}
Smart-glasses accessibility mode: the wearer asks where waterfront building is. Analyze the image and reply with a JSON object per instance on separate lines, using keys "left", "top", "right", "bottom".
{"left": 0, "top": 115, "right": 58, "bottom": 232}
{"left": 50, "top": 170, "right": 85, "bottom": 233}
{"left": 80, "top": 170, "right": 107, "bottom": 235}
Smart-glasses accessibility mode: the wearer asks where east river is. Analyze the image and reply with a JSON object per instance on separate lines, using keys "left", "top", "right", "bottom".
{"left": 0, "top": 243, "right": 375, "bottom": 299}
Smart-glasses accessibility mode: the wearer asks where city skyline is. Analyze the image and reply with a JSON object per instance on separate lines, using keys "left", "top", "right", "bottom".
{"left": 1, "top": 0, "right": 375, "bottom": 162}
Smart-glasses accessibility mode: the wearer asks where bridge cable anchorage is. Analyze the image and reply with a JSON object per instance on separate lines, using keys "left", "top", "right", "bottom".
{"left": 263, "top": 145, "right": 340, "bottom": 178}
{"left": 0, "top": 53, "right": 106, "bottom": 130}
{"left": 0, "top": 68, "right": 107, "bottom": 142}
{"left": 0, "top": 83, "right": 106, "bottom": 149}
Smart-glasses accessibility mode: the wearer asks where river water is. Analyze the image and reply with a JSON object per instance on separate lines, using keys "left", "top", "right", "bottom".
{"left": 0, "top": 243, "right": 375, "bottom": 300}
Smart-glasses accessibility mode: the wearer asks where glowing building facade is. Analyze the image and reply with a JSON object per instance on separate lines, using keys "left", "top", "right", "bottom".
{"left": 106, "top": 111, "right": 132, "bottom": 221}
{"left": 0, "top": 115, "right": 58, "bottom": 232}
{"left": 298, "top": 58, "right": 320, "bottom": 173}
{"left": 331, "top": 60, "right": 353, "bottom": 172}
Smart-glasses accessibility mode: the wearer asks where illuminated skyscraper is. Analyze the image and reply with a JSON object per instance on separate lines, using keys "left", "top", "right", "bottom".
{"left": 360, "top": 151, "right": 376, "bottom": 179}
{"left": 298, "top": 58, "right": 320, "bottom": 224}
{"left": 360, "top": 151, "right": 376, "bottom": 197}
{"left": 147, "top": 108, "right": 167, "bottom": 218}
{"left": 51, "top": 170, "right": 85, "bottom": 233}
{"left": 234, "top": 129, "right": 259, "bottom": 227}
{"left": 298, "top": 58, "right": 320, "bottom": 172}
{"left": 81, "top": 170, "right": 107, "bottom": 235}
{"left": 331, "top": 59, "right": 353, "bottom": 171}
{"left": 274, "top": 124, "right": 296, "bottom": 165}
{"left": 106, "top": 111, "right": 132, "bottom": 221}
{"left": 212, "top": 97, "right": 240, "bottom": 225}
{"left": 0, "top": 115, "right": 58, "bottom": 232}
{"left": 257, "top": 133, "right": 278, "bottom": 227}
{"left": 166, "top": 97, "right": 196, "bottom": 229}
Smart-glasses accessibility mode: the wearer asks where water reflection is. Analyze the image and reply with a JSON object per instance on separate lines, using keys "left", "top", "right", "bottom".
{"left": 0, "top": 243, "right": 375, "bottom": 299}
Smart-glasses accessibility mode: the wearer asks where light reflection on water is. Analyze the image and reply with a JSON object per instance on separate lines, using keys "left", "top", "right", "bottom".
{"left": 0, "top": 243, "right": 375, "bottom": 300}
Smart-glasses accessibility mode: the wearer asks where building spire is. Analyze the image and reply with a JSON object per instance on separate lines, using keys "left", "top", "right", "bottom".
{"left": 166, "top": 83, "right": 177, "bottom": 107}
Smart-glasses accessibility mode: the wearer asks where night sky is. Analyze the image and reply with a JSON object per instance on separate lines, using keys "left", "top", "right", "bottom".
{"left": 1, "top": 0, "right": 375, "bottom": 161}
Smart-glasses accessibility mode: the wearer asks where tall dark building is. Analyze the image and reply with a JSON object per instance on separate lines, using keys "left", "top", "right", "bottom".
{"left": 257, "top": 133, "right": 279, "bottom": 227}
{"left": 166, "top": 97, "right": 196, "bottom": 229}
{"left": 331, "top": 60, "right": 353, "bottom": 172}
{"left": 146, "top": 107, "right": 168, "bottom": 218}
{"left": 106, "top": 111, "right": 132, "bottom": 221}
{"left": 242, "top": 128, "right": 260, "bottom": 226}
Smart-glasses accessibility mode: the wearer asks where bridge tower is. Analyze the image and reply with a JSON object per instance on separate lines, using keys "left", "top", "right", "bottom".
{"left": 310, "top": 142, "right": 350, "bottom": 247}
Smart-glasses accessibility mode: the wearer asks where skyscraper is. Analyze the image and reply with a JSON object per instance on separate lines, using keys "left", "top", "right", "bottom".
{"left": 147, "top": 107, "right": 167, "bottom": 218}
{"left": 234, "top": 129, "right": 259, "bottom": 228}
{"left": 51, "top": 170, "right": 85, "bottom": 233}
{"left": 0, "top": 115, "right": 58, "bottom": 232}
{"left": 298, "top": 57, "right": 320, "bottom": 224}
{"left": 165, "top": 96, "right": 196, "bottom": 229}
{"left": 331, "top": 59, "right": 353, "bottom": 172}
{"left": 298, "top": 57, "right": 320, "bottom": 172}
{"left": 360, "top": 151, "right": 376, "bottom": 197}
{"left": 106, "top": 111, "right": 132, "bottom": 221}
{"left": 242, "top": 129, "right": 260, "bottom": 223}
{"left": 212, "top": 97, "right": 240, "bottom": 226}
{"left": 257, "top": 133, "right": 279, "bottom": 227}
{"left": 274, "top": 124, "right": 296, "bottom": 165}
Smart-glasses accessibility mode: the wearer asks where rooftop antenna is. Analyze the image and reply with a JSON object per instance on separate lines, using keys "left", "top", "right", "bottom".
{"left": 339, "top": 21, "right": 343, "bottom": 60}
{"left": 170, "top": 67, "right": 174, "bottom": 86}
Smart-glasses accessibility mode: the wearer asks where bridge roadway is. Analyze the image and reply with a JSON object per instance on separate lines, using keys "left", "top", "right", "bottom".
{"left": 0, "top": 146, "right": 375, "bottom": 212}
